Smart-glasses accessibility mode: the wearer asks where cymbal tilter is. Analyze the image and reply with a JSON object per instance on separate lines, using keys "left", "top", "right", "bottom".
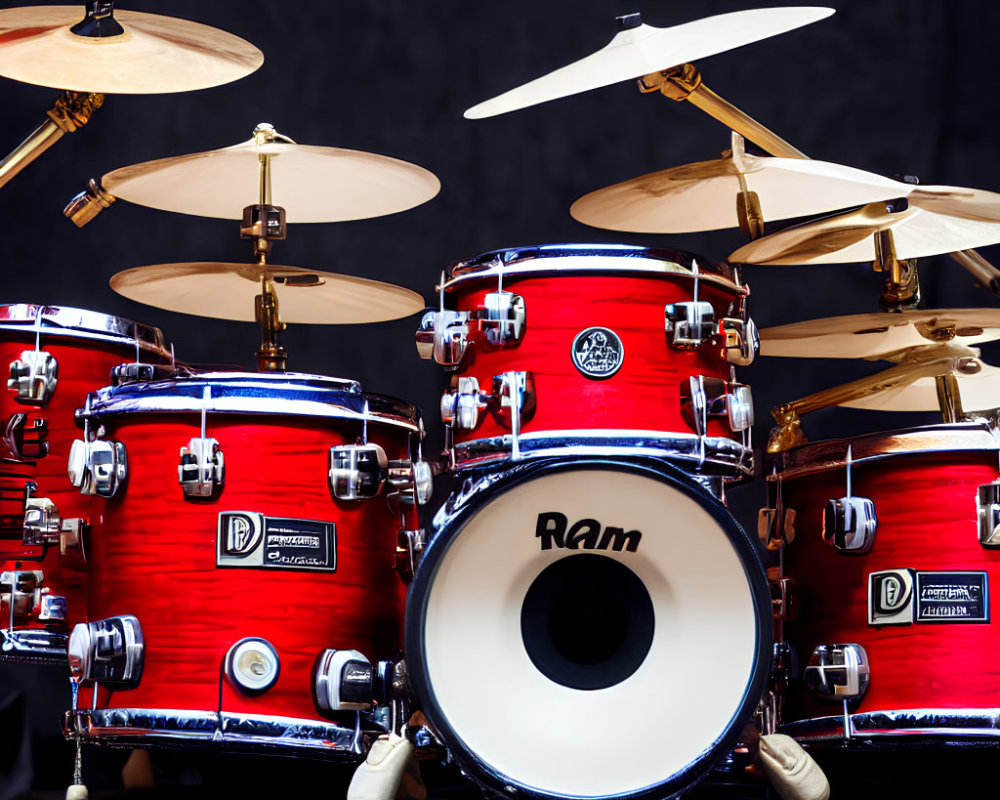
{"left": 873, "top": 226, "right": 920, "bottom": 309}
{"left": 255, "top": 274, "right": 287, "bottom": 373}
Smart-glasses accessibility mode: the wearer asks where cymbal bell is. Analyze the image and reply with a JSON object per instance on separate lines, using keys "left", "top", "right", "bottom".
{"left": 110, "top": 262, "right": 424, "bottom": 325}
{"left": 101, "top": 131, "right": 441, "bottom": 223}
{"left": 0, "top": 5, "right": 262, "bottom": 94}
{"left": 570, "top": 151, "right": 907, "bottom": 234}
{"left": 760, "top": 309, "right": 1000, "bottom": 359}
{"left": 838, "top": 359, "right": 1000, "bottom": 413}
{"left": 464, "top": 7, "right": 832, "bottom": 119}
{"left": 730, "top": 191, "right": 1000, "bottom": 265}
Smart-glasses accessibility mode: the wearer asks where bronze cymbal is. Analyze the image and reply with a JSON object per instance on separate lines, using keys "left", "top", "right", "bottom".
{"left": 838, "top": 359, "right": 1000, "bottom": 413}
{"left": 730, "top": 192, "right": 1000, "bottom": 265}
{"left": 570, "top": 151, "right": 907, "bottom": 233}
{"left": 101, "top": 129, "right": 441, "bottom": 223}
{"left": 760, "top": 309, "right": 1000, "bottom": 359}
{"left": 464, "top": 7, "right": 832, "bottom": 119}
{"left": 0, "top": 5, "right": 262, "bottom": 94}
{"left": 110, "top": 262, "right": 424, "bottom": 325}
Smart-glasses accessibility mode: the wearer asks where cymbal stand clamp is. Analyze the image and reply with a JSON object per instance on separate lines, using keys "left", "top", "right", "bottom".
{"left": 255, "top": 276, "right": 287, "bottom": 373}
{"left": 873, "top": 226, "right": 920, "bottom": 310}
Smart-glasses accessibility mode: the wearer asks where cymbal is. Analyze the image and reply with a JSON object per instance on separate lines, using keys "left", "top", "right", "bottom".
{"left": 0, "top": 6, "right": 262, "bottom": 94}
{"left": 730, "top": 193, "right": 1000, "bottom": 265}
{"left": 760, "top": 309, "right": 1000, "bottom": 359}
{"left": 570, "top": 152, "right": 906, "bottom": 233}
{"left": 464, "top": 7, "right": 833, "bottom": 119}
{"left": 101, "top": 134, "right": 441, "bottom": 223}
{"left": 110, "top": 262, "right": 424, "bottom": 325}
{"left": 838, "top": 359, "right": 1000, "bottom": 413}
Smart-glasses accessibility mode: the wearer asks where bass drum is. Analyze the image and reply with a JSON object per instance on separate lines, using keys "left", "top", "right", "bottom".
{"left": 406, "top": 457, "right": 771, "bottom": 800}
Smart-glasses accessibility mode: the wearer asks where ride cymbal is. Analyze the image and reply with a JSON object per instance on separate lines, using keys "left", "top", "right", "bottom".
{"left": 570, "top": 151, "right": 906, "bottom": 233}
{"left": 110, "top": 262, "right": 424, "bottom": 324}
{"left": 101, "top": 131, "right": 441, "bottom": 223}
{"left": 0, "top": 5, "right": 262, "bottom": 94}
{"left": 464, "top": 7, "right": 832, "bottom": 118}
{"left": 730, "top": 191, "right": 1000, "bottom": 265}
{"left": 760, "top": 309, "right": 1000, "bottom": 359}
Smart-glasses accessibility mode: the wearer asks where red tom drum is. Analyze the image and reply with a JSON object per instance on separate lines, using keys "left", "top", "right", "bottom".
{"left": 767, "top": 422, "right": 1000, "bottom": 744}
{"left": 63, "top": 371, "right": 426, "bottom": 757}
{"left": 416, "top": 245, "right": 756, "bottom": 480}
{"left": 0, "top": 304, "right": 172, "bottom": 661}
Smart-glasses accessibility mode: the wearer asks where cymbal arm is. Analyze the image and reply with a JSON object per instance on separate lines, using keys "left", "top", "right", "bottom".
{"left": 639, "top": 64, "right": 808, "bottom": 160}
{"left": 767, "top": 356, "right": 961, "bottom": 452}
{"left": 0, "top": 91, "right": 104, "bottom": 191}
{"left": 949, "top": 249, "right": 1000, "bottom": 296}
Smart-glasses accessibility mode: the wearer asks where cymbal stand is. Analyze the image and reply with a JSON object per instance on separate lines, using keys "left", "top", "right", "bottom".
{"left": 767, "top": 343, "right": 981, "bottom": 452}
{"left": 730, "top": 133, "right": 766, "bottom": 240}
{"left": 872, "top": 224, "right": 919, "bottom": 309}
{"left": 0, "top": 91, "right": 104, "bottom": 191}
{"left": 638, "top": 63, "right": 808, "bottom": 159}
{"left": 243, "top": 123, "right": 293, "bottom": 372}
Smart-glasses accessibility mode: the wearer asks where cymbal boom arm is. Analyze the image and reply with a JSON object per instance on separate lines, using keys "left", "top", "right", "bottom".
{"left": 0, "top": 91, "right": 104, "bottom": 191}
{"left": 638, "top": 64, "right": 808, "bottom": 160}
{"left": 767, "top": 354, "right": 971, "bottom": 452}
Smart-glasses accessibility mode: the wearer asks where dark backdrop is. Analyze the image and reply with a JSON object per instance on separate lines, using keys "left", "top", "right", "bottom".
{"left": 3, "top": 0, "right": 1000, "bottom": 794}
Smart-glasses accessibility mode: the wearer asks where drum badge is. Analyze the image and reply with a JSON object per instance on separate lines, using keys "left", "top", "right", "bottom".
{"left": 221, "top": 512, "right": 263, "bottom": 557}
{"left": 571, "top": 327, "right": 624, "bottom": 379}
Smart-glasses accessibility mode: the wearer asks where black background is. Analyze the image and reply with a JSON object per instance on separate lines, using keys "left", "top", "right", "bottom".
{"left": 4, "top": 0, "right": 1000, "bottom": 795}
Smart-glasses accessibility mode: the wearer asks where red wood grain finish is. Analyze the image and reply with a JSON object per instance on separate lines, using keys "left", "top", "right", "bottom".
{"left": 0, "top": 335, "right": 149, "bottom": 629}
{"left": 87, "top": 411, "right": 410, "bottom": 721}
{"left": 782, "top": 450, "right": 1000, "bottom": 718}
{"left": 450, "top": 274, "right": 741, "bottom": 442}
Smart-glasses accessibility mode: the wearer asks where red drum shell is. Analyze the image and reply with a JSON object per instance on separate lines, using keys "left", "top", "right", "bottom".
{"left": 80, "top": 374, "right": 415, "bottom": 725}
{"left": 0, "top": 305, "right": 171, "bottom": 637}
{"left": 439, "top": 246, "right": 749, "bottom": 467}
{"left": 775, "top": 424, "right": 1000, "bottom": 720}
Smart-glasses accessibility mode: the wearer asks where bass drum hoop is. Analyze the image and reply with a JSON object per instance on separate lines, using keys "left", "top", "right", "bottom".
{"left": 405, "top": 456, "right": 772, "bottom": 800}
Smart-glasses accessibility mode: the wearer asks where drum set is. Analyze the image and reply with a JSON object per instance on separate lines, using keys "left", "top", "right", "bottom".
{"left": 4, "top": 3, "right": 1000, "bottom": 800}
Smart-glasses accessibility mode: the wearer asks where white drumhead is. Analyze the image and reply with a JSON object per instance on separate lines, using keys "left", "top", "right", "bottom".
{"left": 417, "top": 466, "right": 763, "bottom": 798}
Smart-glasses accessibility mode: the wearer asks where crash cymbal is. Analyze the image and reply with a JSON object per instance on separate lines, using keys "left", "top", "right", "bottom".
{"left": 110, "top": 262, "right": 424, "bottom": 324}
{"left": 838, "top": 359, "right": 1000, "bottom": 413}
{"left": 101, "top": 130, "right": 441, "bottom": 223}
{"left": 570, "top": 151, "right": 906, "bottom": 233}
{"left": 0, "top": 5, "right": 262, "bottom": 94}
{"left": 464, "top": 7, "right": 832, "bottom": 119}
{"left": 760, "top": 309, "right": 1000, "bottom": 359}
{"left": 730, "top": 192, "right": 1000, "bottom": 265}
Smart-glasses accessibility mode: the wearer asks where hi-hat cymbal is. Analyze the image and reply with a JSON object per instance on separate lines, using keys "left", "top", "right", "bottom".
{"left": 0, "top": 6, "right": 262, "bottom": 94}
{"left": 110, "top": 263, "right": 424, "bottom": 324}
{"left": 838, "top": 359, "right": 1000, "bottom": 413}
{"left": 101, "top": 134, "right": 441, "bottom": 222}
{"left": 464, "top": 7, "right": 832, "bottom": 119}
{"left": 760, "top": 309, "right": 1000, "bottom": 359}
{"left": 570, "top": 152, "right": 906, "bottom": 233}
{"left": 730, "top": 192, "right": 1000, "bottom": 265}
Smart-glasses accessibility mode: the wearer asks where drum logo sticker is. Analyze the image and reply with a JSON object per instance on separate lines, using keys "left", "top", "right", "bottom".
{"left": 571, "top": 327, "right": 624, "bottom": 379}
{"left": 536, "top": 511, "right": 641, "bottom": 552}
{"left": 218, "top": 511, "right": 336, "bottom": 572}
{"left": 869, "top": 569, "right": 989, "bottom": 625}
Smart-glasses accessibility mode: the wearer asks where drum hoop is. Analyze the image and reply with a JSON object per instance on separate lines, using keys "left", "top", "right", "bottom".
{"left": 442, "top": 244, "right": 744, "bottom": 295}
{"left": 406, "top": 455, "right": 772, "bottom": 800}
{"left": 450, "top": 430, "right": 754, "bottom": 478}
{"left": 64, "top": 707, "right": 369, "bottom": 755}
{"left": 78, "top": 372, "right": 421, "bottom": 431}
{"left": 769, "top": 422, "right": 1000, "bottom": 481}
{"left": 784, "top": 709, "right": 1000, "bottom": 745}
{"left": 0, "top": 304, "right": 171, "bottom": 358}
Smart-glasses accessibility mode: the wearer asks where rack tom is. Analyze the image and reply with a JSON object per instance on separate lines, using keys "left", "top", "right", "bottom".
{"left": 416, "top": 244, "right": 756, "bottom": 481}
